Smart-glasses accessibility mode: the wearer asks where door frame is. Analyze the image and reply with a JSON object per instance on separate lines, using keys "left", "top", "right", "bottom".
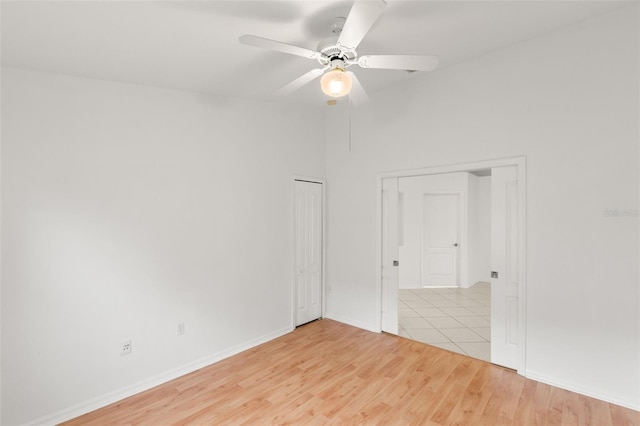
{"left": 375, "top": 156, "right": 527, "bottom": 375}
{"left": 291, "top": 176, "right": 326, "bottom": 328}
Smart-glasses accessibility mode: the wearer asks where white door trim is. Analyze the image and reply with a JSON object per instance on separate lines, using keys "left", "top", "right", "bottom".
{"left": 375, "top": 156, "right": 527, "bottom": 375}
{"left": 291, "top": 176, "right": 326, "bottom": 328}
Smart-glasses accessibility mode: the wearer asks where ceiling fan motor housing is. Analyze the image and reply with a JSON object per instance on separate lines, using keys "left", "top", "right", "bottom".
{"left": 317, "top": 35, "right": 357, "bottom": 67}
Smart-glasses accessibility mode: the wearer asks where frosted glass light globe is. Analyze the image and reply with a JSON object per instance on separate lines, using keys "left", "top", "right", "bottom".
{"left": 320, "top": 68, "right": 352, "bottom": 98}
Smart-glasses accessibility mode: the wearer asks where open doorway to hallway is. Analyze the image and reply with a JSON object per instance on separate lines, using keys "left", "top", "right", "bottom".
{"left": 379, "top": 157, "right": 525, "bottom": 371}
{"left": 396, "top": 170, "right": 492, "bottom": 362}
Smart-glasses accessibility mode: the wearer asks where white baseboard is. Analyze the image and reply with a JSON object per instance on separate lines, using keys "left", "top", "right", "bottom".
{"left": 526, "top": 370, "right": 640, "bottom": 412}
{"left": 323, "top": 312, "right": 379, "bottom": 333}
{"left": 28, "top": 326, "right": 294, "bottom": 426}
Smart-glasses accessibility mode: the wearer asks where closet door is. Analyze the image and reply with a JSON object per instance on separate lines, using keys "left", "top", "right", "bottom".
{"left": 294, "top": 180, "right": 323, "bottom": 326}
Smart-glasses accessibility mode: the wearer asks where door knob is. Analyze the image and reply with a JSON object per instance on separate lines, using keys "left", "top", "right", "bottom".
{"left": 453, "top": 243, "right": 458, "bottom": 247}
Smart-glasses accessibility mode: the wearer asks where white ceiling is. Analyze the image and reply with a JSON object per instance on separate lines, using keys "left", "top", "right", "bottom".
{"left": 0, "top": 1, "right": 629, "bottom": 106}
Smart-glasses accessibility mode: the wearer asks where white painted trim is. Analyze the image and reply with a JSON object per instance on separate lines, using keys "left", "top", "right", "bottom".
{"left": 516, "top": 159, "right": 527, "bottom": 376}
{"left": 27, "top": 326, "right": 293, "bottom": 426}
{"left": 526, "top": 370, "right": 640, "bottom": 412}
{"left": 375, "top": 156, "right": 527, "bottom": 375}
{"left": 377, "top": 157, "right": 525, "bottom": 180}
{"left": 374, "top": 178, "right": 384, "bottom": 333}
{"left": 323, "top": 312, "right": 378, "bottom": 333}
{"left": 291, "top": 176, "right": 327, "bottom": 327}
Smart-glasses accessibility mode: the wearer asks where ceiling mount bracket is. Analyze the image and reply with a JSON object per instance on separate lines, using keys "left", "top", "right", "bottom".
{"left": 329, "top": 17, "right": 346, "bottom": 35}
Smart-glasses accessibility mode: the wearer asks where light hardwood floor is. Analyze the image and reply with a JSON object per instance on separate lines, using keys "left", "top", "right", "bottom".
{"left": 63, "top": 319, "right": 639, "bottom": 425}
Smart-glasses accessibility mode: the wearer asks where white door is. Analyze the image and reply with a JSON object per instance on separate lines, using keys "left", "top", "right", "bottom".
{"left": 381, "top": 177, "right": 399, "bottom": 334}
{"left": 421, "top": 193, "right": 459, "bottom": 287}
{"left": 491, "top": 166, "right": 519, "bottom": 369}
{"left": 294, "top": 180, "right": 323, "bottom": 326}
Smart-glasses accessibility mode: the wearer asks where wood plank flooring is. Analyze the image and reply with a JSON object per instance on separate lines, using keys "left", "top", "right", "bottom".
{"left": 62, "top": 319, "right": 639, "bottom": 425}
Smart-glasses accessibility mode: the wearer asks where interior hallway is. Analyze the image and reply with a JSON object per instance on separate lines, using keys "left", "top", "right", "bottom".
{"left": 399, "top": 282, "right": 491, "bottom": 361}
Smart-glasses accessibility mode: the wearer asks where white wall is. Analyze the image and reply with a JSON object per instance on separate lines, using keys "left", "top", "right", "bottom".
{"left": 1, "top": 69, "right": 325, "bottom": 425}
{"left": 325, "top": 5, "right": 639, "bottom": 409}
{"left": 398, "top": 173, "right": 469, "bottom": 289}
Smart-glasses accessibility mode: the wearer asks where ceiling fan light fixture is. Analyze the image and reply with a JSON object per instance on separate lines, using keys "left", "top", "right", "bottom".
{"left": 320, "top": 67, "right": 352, "bottom": 98}
{"left": 239, "top": 0, "right": 439, "bottom": 104}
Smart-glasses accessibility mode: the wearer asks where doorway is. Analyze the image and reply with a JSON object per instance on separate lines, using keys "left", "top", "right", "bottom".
{"left": 292, "top": 178, "right": 325, "bottom": 327}
{"left": 396, "top": 171, "right": 491, "bottom": 361}
{"left": 421, "top": 192, "right": 461, "bottom": 287}
{"left": 377, "top": 157, "right": 526, "bottom": 373}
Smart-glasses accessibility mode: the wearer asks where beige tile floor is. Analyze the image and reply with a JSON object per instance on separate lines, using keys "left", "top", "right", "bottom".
{"left": 398, "top": 282, "right": 491, "bottom": 362}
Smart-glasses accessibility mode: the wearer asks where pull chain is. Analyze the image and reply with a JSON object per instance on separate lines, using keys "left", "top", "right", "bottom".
{"left": 348, "top": 97, "right": 352, "bottom": 152}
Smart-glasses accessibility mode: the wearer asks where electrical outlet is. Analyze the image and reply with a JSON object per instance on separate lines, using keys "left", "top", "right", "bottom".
{"left": 121, "top": 339, "right": 132, "bottom": 355}
{"left": 177, "top": 322, "right": 185, "bottom": 336}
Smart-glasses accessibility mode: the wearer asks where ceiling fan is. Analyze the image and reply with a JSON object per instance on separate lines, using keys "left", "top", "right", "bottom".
{"left": 239, "top": 0, "right": 439, "bottom": 105}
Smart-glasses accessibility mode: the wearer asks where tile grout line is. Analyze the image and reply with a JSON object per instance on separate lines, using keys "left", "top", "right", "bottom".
{"left": 399, "top": 282, "right": 491, "bottom": 361}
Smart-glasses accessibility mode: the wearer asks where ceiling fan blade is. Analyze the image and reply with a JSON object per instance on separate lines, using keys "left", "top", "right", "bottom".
{"left": 239, "top": 34, "right": 320, "bottom": 59}
{"left": 347, "top": 72, "right": 369, "bottom": 106}
{"left": 337, "top": 0, "right": 387, "bottom": 52}
{"left": 358, "top": 55, "right": 439, "bottom": 71}
{"left": 276, "top": 68, "right": 326, "bottom": 96}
